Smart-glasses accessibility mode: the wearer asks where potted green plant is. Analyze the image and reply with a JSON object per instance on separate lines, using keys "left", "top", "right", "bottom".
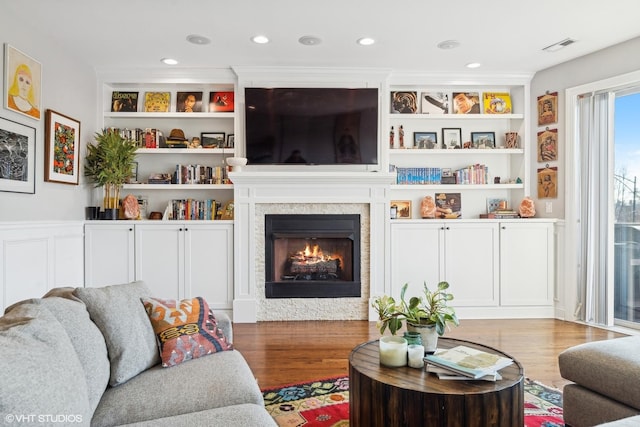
{"left": 372, "top": 281, "right": 459, "bottom": 352}
{"left": 84, "top": 129, "right": 138, "bottom": 219}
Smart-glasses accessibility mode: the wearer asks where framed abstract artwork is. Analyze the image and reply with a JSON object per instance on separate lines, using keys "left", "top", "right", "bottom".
{"left": 0, "top": 116, "right": 36, "bottom": 193}
{"left": 44, "top": 109, "right": 81, "bottom": 185}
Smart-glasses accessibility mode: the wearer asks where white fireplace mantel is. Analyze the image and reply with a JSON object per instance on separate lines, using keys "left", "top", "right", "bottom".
{"left": 230, "top": 170, "right": 394, "bottom": 322}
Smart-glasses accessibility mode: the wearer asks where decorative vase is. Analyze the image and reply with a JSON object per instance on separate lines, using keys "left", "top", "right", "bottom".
{"left": 407, "top": 322, "right": 438, "bottom": 354}
{"left": 379, "top": 336, "right": 407, "bottom": 367}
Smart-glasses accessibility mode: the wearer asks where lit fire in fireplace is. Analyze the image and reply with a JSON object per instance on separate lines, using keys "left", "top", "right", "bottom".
{"left": 287, "top": 242, "right": 343, "bottom": 277}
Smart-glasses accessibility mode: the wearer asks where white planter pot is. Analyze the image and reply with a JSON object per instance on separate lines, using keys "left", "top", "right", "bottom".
{"left": 407, "top": 322, "right": 438, "bottom": 353}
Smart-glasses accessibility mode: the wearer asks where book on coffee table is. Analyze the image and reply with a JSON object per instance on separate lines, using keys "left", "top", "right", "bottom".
{"left": 424, "top": 345, "right": 513, "bottom": 379}
{"left": 426, "top": 364, "right": 502, "bottom": 381}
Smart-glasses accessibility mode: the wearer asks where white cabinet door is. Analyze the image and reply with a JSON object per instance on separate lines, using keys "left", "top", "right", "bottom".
{"left": 84, "top": 224, "right": 135, "bottom": 287}
{"left": 135, "top": 224, "right": 184, "bottom": 299}
{"left": 444, "top": 222, "right": 499, "bottom": 307}
{"left": 500, "top": 222, "right": 554, "bottom": 306}
{"left": 390, "top": 222, "right": 443, "bottom": 298}
{"left": 184, "top": 223, "right": 233, "bottom": 309}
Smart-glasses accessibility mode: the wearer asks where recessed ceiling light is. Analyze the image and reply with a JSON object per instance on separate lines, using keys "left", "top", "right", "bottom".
{"left": 186, "top": 34, "right": 211, "bottom": 45}
{"left": 466, "top": 62, "right": 481, "bottom": 69}
{"left": 298, "top": 35, "right": 322, "bottom": 46}
{"left": 357, "top": 37, "right": 375, "bottom": 46}
{"left": 252, "top": 35, "right": 270, "bottom": 44}
{"left": 161, "top": 58, "right": 178, "bottom": 65}
{"left": 437, "top": 40, "right": 460, "bottom": 50}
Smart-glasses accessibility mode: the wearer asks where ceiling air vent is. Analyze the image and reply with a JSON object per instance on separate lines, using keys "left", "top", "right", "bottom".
{"left": 543, "top": 38, "right": 577, "bottom": 52}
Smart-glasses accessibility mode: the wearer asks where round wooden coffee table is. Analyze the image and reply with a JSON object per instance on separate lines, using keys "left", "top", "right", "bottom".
{"left": 349, "top": 337, "right": 524, "bottom": 427}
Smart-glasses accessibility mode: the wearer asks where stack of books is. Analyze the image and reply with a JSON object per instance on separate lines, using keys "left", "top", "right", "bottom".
{"left": 480, "top": 209, "right": 519, "bottom": 219}
{"left": 423, "top": 345, "right": 513, "bottom": 382}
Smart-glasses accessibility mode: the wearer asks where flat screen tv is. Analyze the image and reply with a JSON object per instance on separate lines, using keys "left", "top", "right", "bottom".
{"left": 244, "top": 87, "right": 379, "bottom": 166}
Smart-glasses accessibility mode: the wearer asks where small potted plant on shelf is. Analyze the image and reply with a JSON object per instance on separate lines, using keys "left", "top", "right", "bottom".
{"left": 84, "top": 129, "right": 138, "bottom": 220}
{"left": 372, "top": 281, "right": 459, "bottom": 353}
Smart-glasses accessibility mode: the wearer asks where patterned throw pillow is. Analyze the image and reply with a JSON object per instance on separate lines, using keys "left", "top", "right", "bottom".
{"left": 141, "top": 297, "right": 233, "bottom": 368}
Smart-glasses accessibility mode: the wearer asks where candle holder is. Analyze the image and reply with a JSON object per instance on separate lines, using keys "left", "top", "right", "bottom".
{"left": 379, "top": 336, "right": 408, "bottom": 367}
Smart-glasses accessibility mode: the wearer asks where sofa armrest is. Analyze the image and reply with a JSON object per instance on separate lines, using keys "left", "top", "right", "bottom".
{"left": 215, "top": 311, "right": 233, "bottom": 343}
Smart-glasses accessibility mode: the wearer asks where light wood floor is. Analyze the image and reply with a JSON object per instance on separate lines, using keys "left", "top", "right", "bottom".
{"left": 233, "top": 319, "right": 627, "bottom": 390}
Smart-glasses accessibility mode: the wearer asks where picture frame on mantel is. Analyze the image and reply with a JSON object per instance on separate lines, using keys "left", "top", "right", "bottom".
{"left": 44, "top": 109, "right": 80, "bottom": 185}
{"left": 0, "top": 116, "right": 36, "bottom": 193}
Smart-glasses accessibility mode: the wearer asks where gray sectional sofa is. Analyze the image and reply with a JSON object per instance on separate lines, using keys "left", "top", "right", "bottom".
{"left": 0, "top": 282, "right": 276, "bottom": 427}
{"left": 559, "top": 336, "right": 640, "bottom": 427}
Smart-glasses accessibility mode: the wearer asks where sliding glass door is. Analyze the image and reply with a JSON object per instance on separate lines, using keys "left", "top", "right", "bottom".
{"left": 613, "top": 91, "right": 640, "bottom": 327}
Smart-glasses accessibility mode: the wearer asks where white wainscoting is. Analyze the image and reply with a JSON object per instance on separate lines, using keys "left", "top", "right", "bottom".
{"left": 0, "top": 222, "right": 84, "bottom": 312}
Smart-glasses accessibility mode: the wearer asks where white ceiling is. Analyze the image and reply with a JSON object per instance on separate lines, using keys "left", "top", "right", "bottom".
{"left": 5, "top": 0, "right": 640, "bottom": 75}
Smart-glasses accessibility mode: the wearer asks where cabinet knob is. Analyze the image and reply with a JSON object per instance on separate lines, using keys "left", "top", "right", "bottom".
{"left": 446, "top": 226, "right": 450, "bottom": 230}
{"left": 184, "top": 228, "right": 188, "bottom": 231}
{"left": 179, "top": 228, "right": 183, "bottom": 231}
{"left": 502, "top": 226, "right": 506, "bottom": 230}
{"left": 129, "top": 228, "right": 133, "bottom": 231}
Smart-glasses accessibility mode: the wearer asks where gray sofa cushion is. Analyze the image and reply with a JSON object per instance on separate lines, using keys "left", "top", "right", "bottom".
{"left": 39, "top": 295, "right": 110, "bottom": 413}
{"left": 91, "top": 350, "right": 264, "bottom": 427}
{"left": 0, "top": 301, "right": 92, "bottom": 423}
{"left": 563, "top": 384, "right": 640, "bottom": 427}
{"left": 559, "top": 336, "right": 640, "bottom": 410}
{"left": 597, "top": 415, "right": 640, "bottom": 426}
{"left": 118, "top": 404, "right": 277, "bottom": 427}
{"left": 74, "top": 281, "right": 160, "bottom": 386}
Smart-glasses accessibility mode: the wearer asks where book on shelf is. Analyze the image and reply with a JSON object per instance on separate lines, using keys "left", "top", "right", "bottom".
{"left": 111, "top": 91, "right": 138, "bottom": 112}
{"left": 425, "top": 364, "right": 502, "bottom": 382}
{"left": 169, "top": 199, "right": 221, "bottom": 220}
{"left": 144, "top": 92, "right": 170, "bottom": 112}
{"left": 424, "top": 345, "right": 513, "bottom": 380}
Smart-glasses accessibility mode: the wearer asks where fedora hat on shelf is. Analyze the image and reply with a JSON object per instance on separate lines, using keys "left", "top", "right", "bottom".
{"left": 167, "top": 128, "right": 188, "bottom": 141}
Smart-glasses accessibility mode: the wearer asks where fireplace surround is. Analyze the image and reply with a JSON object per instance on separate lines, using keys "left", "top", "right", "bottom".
{"left": 265, "top": 214, "right": 361, "bottom": 298}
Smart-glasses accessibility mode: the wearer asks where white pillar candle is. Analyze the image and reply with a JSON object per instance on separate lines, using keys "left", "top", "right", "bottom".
{"left": 379, "top": 336, "right": 408, "bottom": 367}
{"left": 408, "top": 344, "right": 425, "bottom": 369}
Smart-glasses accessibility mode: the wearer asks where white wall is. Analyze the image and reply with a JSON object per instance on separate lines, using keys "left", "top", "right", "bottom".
{"left": 531, "top": 36, "right": 640, "bottom": 320}
{"left": 530, "top": 36, "right": 640, "bottom": 220}
{"left": 0, "top": 9, "right": 97, "bottom": 221}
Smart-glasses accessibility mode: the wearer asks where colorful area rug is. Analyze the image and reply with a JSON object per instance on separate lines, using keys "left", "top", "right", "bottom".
{"left": 262, "top": 376, "right": 563, "bottom": 427}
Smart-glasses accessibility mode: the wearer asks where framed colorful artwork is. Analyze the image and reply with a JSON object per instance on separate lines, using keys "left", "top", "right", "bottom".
{"left": 482, "top": 92, "right": 512, "bottom": 114}
{"left": 413, "top": 131, "right": 439, "bottom": 149}
{"left": 4, "top": 44, "right": 42, "bottom": 120}
{"left": 537, "top": 92, "right": 558, "bottom": 126}
{"left": 209, "top": 91, "right": 234, "bottom": 112}
{"left": 537, "top": 128, "right": 558, "bottom": 162}
{"left": 44, "top": 109, "right": 80, "bottom": 185}
{"left": 0, "top": 116, "right": 36, "bottom": 193}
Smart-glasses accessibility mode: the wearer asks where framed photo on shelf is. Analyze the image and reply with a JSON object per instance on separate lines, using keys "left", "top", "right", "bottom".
{"left": 111, "top": 91, "right": 138, "bottom": 112}
{"left": 201, "top": 132, "right": 225, "bottom": 148}
{"left": 209, "top": 91, "right": 234, "bottom": 112}
{"left": 144, "top": 92, "right": 170, "bottom": 112}
{"left": 226, "top": 134, "right": 235, "bottom": 148}
{"left": 390, "top": 200, "right": 412, "bottom": 219}
{"left": 442, "top": 128, "right": 462, "bottom": 149}
{"left": 470, "top": 131, "right": 496, "bottom": 149}
{"left": 482, "top": 92, "right": 512, "bottom": 114}
{"left": 486, "top": 198, "right": 506, "bottom": 214}
{"left": 129, "top": 162, "right": 138, "bottom": 183}
{"left": 452, "top": 92, "right": 480, "bottom": 114}
{"left": 0, "top": 116, "right": 36, "bottom": 193}
{"left": 176, "top": 91, "right": 203, "bottom": 113}
{"left": 44, "top": 109, "right": 80, "bottom": 185}
{"left": 413, "top": 131, "right": 439, "bottom": 149}
{"left": 4, "top": 44, "right": 42, "bottom": 120}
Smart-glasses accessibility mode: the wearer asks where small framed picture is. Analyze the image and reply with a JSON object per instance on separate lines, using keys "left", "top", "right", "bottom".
{"left": 209, "top": 91, "right": 234, "bottom": 112}
{"left": 129, "top": 162, "right": 138, "bottom": 183}
{"left": 4, "top": 44, "right": 42, "bottom": 120}
{"left": 44, "top": 109, "right": 81, "bottom": 185}
{"left": 413, "top": 131, "right": 439, "bottom": 149}
{"left": 537, "top": 92, "right": 558, "bottom": 126}
{"left": 176, "top": 92, "right": 203, "bottom": 112}
{"left": 226, "top": 134, "right": 235, "bottom": 148}
{"left": 390, "top": 200, "right": 412, "bottom": 219}
{"left": 201, "top": 132, "right": 225, "bottom": 148}
{"left": 442, "top": 128, "right": 462, "bottom": 149}
{"left": 537, "top": 128, "right": 558, "bottom": 162}
{"left": 470, "top": 132, "right": 496, "bottom": 149}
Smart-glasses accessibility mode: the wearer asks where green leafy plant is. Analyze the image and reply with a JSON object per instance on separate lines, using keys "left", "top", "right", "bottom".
{"left": 84, "top": 130, "right": 137, "bottom": 209}
{"left": 372, "top": 281, "right": 459, "bottom": 336}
